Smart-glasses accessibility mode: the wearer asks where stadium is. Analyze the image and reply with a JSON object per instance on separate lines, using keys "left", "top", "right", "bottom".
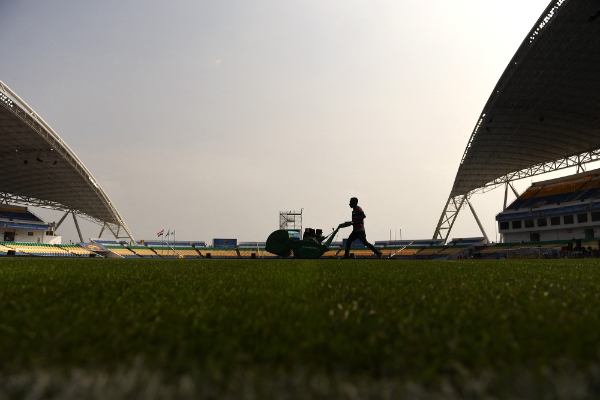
{"left": 1, "top": 1, "right": 600, "bottom": 260}
{"left": 4, "top": 2, "right": 600, "bottom": 398}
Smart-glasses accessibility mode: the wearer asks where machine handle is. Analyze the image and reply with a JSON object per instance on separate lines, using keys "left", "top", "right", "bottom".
{"left": 323, "top": 221, "right": 352, "bottom": 248}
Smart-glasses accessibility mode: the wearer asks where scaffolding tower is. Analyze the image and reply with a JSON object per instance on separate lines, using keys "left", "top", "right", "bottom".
{"left": 279, "top": 210, "right": 302, "bottom": 232}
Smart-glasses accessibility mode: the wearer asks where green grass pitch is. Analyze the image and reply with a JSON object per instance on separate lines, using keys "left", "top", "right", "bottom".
{"left": 1, "top": 258, "right": 600, "bottom": 398}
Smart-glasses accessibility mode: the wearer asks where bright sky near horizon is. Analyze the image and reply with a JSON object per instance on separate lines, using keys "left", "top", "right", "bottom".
{"left": 2, "top": 0, "right": 568, "bottom": 244}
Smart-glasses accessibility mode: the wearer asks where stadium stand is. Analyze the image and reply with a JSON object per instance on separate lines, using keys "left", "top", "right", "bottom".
{"left": 0, "top": 242, "right": 70, "bottom": 257}
{"left": 200, "top": 248, "right": 239, "bottom": 258}
{"left": 238, "top": 242, "right": 288, "bottom": 258}
{"left": 386, "top": 247, "right": 425, "bottom": 259}
{"left": 434, "top": 1, "right": 600, "bottom": 243}
{"left": 127, "top": 246, "right": 158, "bottom": 258}
{"left": 446, "top": 237, "right": 486, "bottom": 246}
{"left": 498, "top": 170, "right": 600, "bottom": 243}
{"left": 238, "top": 249, "right": 260, "bottom": 258}
{"left": 0, "top": 242, "right": 12, "bottom": 255}
{"left": 437, "top": 245, "right": 471, "bottom": 256}
{"left": 415, "top": 246, "right": 447, "bottom": 258}
{"left": 57, "top": 244, "right": 96, "bottom": 257}
{"left": 0, "top": 81, "right": 135, "bottom": 243}
{"left": 0, "top": 242, "right": 28, "bottom": 256}
{"left": 146, "top": 244, "right": 200, "bottom": 258}
{"left": 102, "top": 243, "right": 139, "bottom": 258}
{"left": 346, "top": 248, "right": 378, "bottom": 258}
{"left": 171, "top": 246, "right": 201, "bottom": 258}
{"left": 0, "top": 207, "right": 43, "bottom": 222}
{"left": 321, "top": 247, "right": 343, "bottom": 258}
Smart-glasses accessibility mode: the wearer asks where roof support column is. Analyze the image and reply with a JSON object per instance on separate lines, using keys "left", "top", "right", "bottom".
{"left": 509, "top": 182, "right": 519, "bottom": 198}
{"left": 467, "top": 199, "right": 489, "bottom": 244}
{"left": 433, "top": 194, "right": 467, "bottom": 243}
{"left": 72, "top": 212, "right": 84, "bottom": 243}
{"left": 105, "top": 223, "right": 120, "bottom": 239}
{"left": 98, "top": 223, "right": 106, "bottom": 238}
{"left": 55, "top": 211, "right": 70, "bottom": 229}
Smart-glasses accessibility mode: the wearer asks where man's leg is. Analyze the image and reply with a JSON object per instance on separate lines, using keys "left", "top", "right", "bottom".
{"left": 359, "top": 231, "right": 382, "bottom": 257}
{"left": 344, "top": 231, "right": 358, "bottom": 258}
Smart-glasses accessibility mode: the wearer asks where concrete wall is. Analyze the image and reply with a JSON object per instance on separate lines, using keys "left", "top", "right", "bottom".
{"left": 1, "top": 228, "right": 61, "bottom": 244}
{"left": 501, "top": 225, "right": 600, "bottom": 243}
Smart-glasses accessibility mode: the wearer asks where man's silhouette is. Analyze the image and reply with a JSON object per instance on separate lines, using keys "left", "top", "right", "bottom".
{"left": 344, "top": 197, "right": 382, "bottom": 258}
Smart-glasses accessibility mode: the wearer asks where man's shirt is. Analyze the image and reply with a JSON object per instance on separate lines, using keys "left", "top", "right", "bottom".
{"left": 352, "top": 206, "right": 366, "bottom": 231}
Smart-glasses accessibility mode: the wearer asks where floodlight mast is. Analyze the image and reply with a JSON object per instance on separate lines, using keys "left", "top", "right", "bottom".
{"left": 0, "top": 80, "right": 135, "bottom": 242}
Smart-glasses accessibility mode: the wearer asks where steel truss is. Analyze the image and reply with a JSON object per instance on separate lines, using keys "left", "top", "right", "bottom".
{"left": 0, "top": 81, "right": 134, "bottom": 242}
{"left": 433, "top": 149, "right": 600, "bottom": 243}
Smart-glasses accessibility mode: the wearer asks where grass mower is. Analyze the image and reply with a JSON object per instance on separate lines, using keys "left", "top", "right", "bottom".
{"left": 265, "top": 221, "right": 353, "bottom": 259}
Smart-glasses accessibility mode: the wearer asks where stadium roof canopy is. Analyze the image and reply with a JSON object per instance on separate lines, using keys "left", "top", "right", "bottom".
{"left": 0, "top": 81, "right": 134, "bottom": 241}
{"left": 435, "top": 0, "right": 600, "bottom": 242}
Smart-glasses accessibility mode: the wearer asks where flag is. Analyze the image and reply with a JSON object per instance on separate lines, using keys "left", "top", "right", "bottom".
{"left": 157, "top": 229, "right": 164, "bottom": 237}
{"left": 166, "top": 230, "right": 171, "bottom": 237}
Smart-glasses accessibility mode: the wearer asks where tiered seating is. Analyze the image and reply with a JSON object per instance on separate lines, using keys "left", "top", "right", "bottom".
{"left": 416, "top": 246, "right": 446, "bottom": 256}
{"left": 0, "top": 242, "right": 12, "bottom": 255}
{"left": 148, "top": 246, "right": 179, "bottom": 258}
{"left": 128, "top": 246, "right": 158, "bottom": 258}
{"left": 57, "top": 244, "right": 96, "bottom": 257}
{"left": 576, "top": 180, "right": 600, "bottom": 201}
{"left": 531, "top": 183, "right": 579, "bottom": 205}
{"left": 347, "top": 248, "right": 377, "bottom": 258}
{"left": 479, "top": 247, "right": 499, "bottom": 255}
{"left": 201, "top": 248, "right": 239, "bottom": 258}
{"left": 238, "top": 248, "right": 264, "bottom": 258}
{"left": 437, "top": 245, "right": 470, "bottom": 255}
{"left": 508, "top": 186, "right": 543, "bottom": 209}
{"left": 508, "top": 173, "right": 600, "bottom": 210}
{"left": 480, "top": 242, "right": 517, "bottom": 254}
{"left": 447, "top": 237, "right": 485, "bottom": 246}
{"left": 103, "top": 244, "right": 139, "bottom": 258}
{"left": 0, "top": 242, "right": 28, "bottom": 256}
{"left": 388, "top": 247, "right": 424, "bottom": 257}
{"left": 1, "top": 242, "right": 72, "bottom": 257}
{"left": 0, "top": 207, "right": 42, "bottom": 222}
{"left": 321, "top": 247, "right": 343, "bottom": 258}
{"left": 236, "top": 248, "right": 279, "bottom": 258}
{"left": 171, "top": 246, "right": 201, "bottom": 258}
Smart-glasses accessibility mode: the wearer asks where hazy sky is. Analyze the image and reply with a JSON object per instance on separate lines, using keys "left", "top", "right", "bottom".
{"left": 2, "top": 0, "right": 575, "bottom": 244}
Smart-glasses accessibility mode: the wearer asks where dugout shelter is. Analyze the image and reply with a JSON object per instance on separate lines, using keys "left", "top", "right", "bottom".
{"left": 0, "top": 81, "right": 134, "bottom": 242}
{"left": 434, "top": 0, "right": 600, "bottom": 243}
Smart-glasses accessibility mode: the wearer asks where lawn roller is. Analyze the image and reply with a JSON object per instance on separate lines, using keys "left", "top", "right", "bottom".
{"left": 265, "top": 221, "right": 353, "bottom": 259}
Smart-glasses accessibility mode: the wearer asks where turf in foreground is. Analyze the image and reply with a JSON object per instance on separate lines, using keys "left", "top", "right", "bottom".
{"left": 1, "top": 258, "right": 600, "bottom": 398}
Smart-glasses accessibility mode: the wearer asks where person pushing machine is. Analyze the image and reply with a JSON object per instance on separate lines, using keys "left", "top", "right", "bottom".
{"left": 344, "top": 197, "right": 382, "bottom": 259}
